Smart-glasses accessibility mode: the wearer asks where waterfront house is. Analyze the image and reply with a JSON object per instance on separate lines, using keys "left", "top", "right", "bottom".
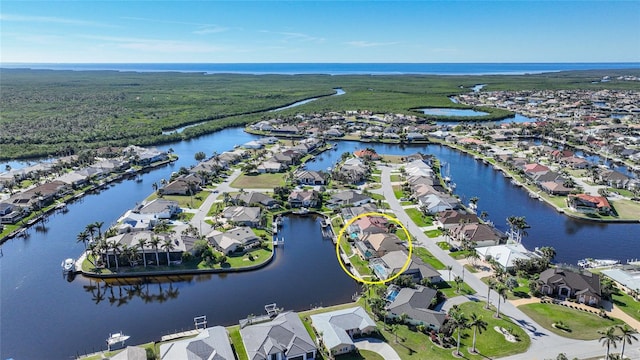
{"left": 353, "top": 149, "right": 381, "bottom": 160}
{"left": 231, "top": 192, "right": 279, "bottom": 208}
{"left": 0, "top": 202, "right": 27, "bottom": 224}
{"left": 134, "top": 199, "right": 181, "bottom": 219}
{"left": 475, "top": 243, "right": 539, "bottom": 271}
{"left": 354, "top": 216, "right": 389, "bottom": 236}
{"left": 221, "top": 206, "right": 262, "bottom": 227}
{"left": 295, "top": 170, "right": 327, "bottom": 185}
{"left": 601, "top": 266, "right": 640, "bottom": 301}
{"left": 538, "top": 268, "right": 602, "bottom": 306}
{"left": 539, "top": 181, "right": 573, "bottom": 196}
{"left": 271, "top": 125, "right": 301, "bottom": 135}
{"left": 242, "top": 140, "right": 264, "bottom": 149}
{"left": 117, "top": 211, "right": 156, "bottom": 233}
{"left": 240, "top": 311, "right": 317, "bottom": 360}
{"left": 208, "top": 226, "right": 261, "bottom": 255}
{"left": 288, "top": 190, "right": 319, "bottom": 208}
{"left": 334, "top": 157, "right": 368, "bottom": 183}
{"left": 159, "top": 175, "right": 203, "bottom": 195}
{"left": 9, "top": 180, "right": 69, "bottom": 210}
{"left": 310, "top": 306, "right": 377, "bottom": 357}
{"left": 523, "top": 163, "right": 550, "bottom": 180}
{"left": 450, "top": 223, "right": 505, "bottom": 248}
{"left": 328, "top": 190, "right": 372, "bottom": 208}
{"left": 109, "top": 346, "right": 147, "bottom": 360}
{"left": 272, "top": 150, "right": 302, "bottom": 166}
{"left": 597, "top": 169, "right": 631, "bottom": 189}
{"left": 386, "top": 286, "right": 447, "bottom": 331}
{"left": 418, "top": 194, "right": 458, "bottom": 214}
{"left": 371, "top": 250, "right": 441, "bottom": 283}
{"left": 159, "top": 326, "right": 235, "bottom": 360}
{"left": 355, "top": 233, "right": 405, "bottom": 259}
{"left": 435, "top": 210, "right": 480, "bottom": 230}
{"left": 340, "top": 204, "right": 378, "bottom": 222}
{"left": 567, "top": 194, "right": 611, "bottom": 215}
{"left": 55, "top": 171, "right": 89, "bottom": 188}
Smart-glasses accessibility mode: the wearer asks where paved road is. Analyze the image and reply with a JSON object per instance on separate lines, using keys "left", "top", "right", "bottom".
{"left": 379, "top": 164, "right": 640, "bottom": 360}
{"left": 188, "top": 169, "right": 243, "bottom": 236}
{"left": 354, "top": 337, "right": 402, "bottom": 360}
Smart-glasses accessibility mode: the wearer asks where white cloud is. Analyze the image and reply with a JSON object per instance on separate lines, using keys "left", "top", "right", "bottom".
{"left": 345, "top": 41, "right": 400, "bottom": 48}
{"left": 193, "top": 26, "right": 229, "bottom": 35}
{"left": 260, "top": 30, "right": 325, "bottom": 43}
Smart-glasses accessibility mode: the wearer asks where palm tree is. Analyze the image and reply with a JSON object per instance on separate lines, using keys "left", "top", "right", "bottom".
{"left": 76, "top": 230, "right": 90, "bottom": 251}
{"left": 598, "top": 327, "right": 621, "bottom": 360}
{"left": 468, "top": 312, "right": 488, "bottom": 354}
{"left": 398, "top": 312, "right": 409, "bottom": 325}
{"left": 495, "top": 284, "right": 507, "bottom": 318}
{"left": 449, "top": 310, "right": 469, "bottom": 356}
{"left": 454, "top": 276, "right": 464, "bottom": 294}
{"left": 86, "top": 223, "right": 97, "bottom": 242}
{"left": 110, "top": 239, "right": 122, "bottom": 270}
{"left": 538, "top": 246, "right": 556, "bottom": 263}
{"left": 137, "top": 237, "right": 148, "bottom": 268}
{"left": 162, "top": 238, "right": 175, "bottom": 266}
{"left": 149, "top": 236, "right": 161, "bottom": 265}
{"left": 617, "top": 324, "right": 638, "bottom": 360}
{"left": 391, "top": 324, "right": 399, "bottom": 344}
{"left": 446, "top": 265, "right": 453, "bottom": 281}
{"left": 93, "top": 221, "right": 104, "bottom": 239}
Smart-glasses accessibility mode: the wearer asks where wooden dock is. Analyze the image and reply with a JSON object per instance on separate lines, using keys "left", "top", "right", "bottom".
{"left": 160, "top": 329, "right": 201, "bottom": 342}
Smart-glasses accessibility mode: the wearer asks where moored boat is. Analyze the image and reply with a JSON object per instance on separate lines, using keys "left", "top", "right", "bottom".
{"left": 577, "top": 258, "right": 619, "bottom": 268}
{"left": 107, "top": 332, "right": 130, "bottom": 350}
{"left": 61, "top": 258, "right": 74, "bottom": 273}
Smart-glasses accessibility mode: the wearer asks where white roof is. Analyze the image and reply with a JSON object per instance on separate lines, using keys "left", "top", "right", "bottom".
{"left": 602, "top": 268, "right": 640, "bottom": 292}
{"left": 310, "top": 306, "right": 376, "bottom": 351}
{"left": 476, "top": 242, "right": 537, "bottom": 269}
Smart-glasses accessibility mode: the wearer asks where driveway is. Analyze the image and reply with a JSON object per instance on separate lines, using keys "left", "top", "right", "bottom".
{"left": 354, "top": 338, "right": 401, "bottom": 360}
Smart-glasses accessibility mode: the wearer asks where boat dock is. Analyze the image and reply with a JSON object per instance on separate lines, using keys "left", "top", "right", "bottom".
{"left": 160, "top": 329, "right": 201, "bottom": 342}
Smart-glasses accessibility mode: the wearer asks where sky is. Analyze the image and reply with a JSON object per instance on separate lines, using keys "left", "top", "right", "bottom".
{"left": 1, "top": 1, "right": 639, "bottom": 63}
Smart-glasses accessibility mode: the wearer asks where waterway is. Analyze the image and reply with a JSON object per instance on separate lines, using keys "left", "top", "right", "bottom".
{"left": 2, "top": 125, "right": 640, "bottom": 359}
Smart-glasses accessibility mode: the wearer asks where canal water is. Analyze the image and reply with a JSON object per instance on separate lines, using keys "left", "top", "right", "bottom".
{"left": 2, "top": 126, "right": 640, "bottom": 359}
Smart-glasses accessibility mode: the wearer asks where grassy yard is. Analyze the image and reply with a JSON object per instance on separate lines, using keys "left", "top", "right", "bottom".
{"left": 228, "top": 326, "right": 249, "bottom": 360}
{"left": 224, "top": 244, "right": 274, "bottom": 268}
{"left": 413, "top": 246, "right": 446, "bottom": 270}
{"left": 231, "top": 173, "right": 285, "bottom": 189}
{"left": 335, "top": 350, "right": 384, "bottom": 360}
{"left": 373, "top": 300, "right": 529, "bottom": 360}
{"left": 146, "top": 190, "right": 211, "bottom": 209}
{"left": 404, "top": 208, "right": 432, "bottom": 227}
{"left": 390, "top": 174, "right": 403, "bottom": 182}
{"left": 518, "top": 302, "right": 623, "bottom": 340}
{"left": 392, "top": 185, "right": 404, "bottom": 200}
{"left": 611, "top": 289, "right": 640, "bottom": 322}
{"left": 435, "top": 280, "right": 477, "bottom": 298}
{"left": 424, "top": 229, "right": 442, "bottom": 238}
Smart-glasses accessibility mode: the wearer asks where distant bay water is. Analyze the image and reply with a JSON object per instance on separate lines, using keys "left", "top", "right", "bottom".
{"left": 2, "top": 62, "right": 639, "bottom": 75}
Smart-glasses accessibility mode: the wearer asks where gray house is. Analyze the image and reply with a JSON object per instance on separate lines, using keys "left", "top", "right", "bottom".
{"left": 240, "top": 311, "right": 317, "bottom": 360}
{"left": 159, "top": 326, "right": 235, "bottom": 360}
{"left": 221, "top": 206, "right": 262, "bottom": 227}
{"left": 310, "top": 306, "right": 377, "bottom": 356}
{"left": 208, "top": 226, "right": 261, "bottom": 255}
{"left": 386, "top": 286, "right": 447, "bottom": 331}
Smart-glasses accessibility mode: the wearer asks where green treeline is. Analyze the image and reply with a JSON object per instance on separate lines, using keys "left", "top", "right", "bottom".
{"left": 1, "top": 68, "right": 638, "bottom": 160}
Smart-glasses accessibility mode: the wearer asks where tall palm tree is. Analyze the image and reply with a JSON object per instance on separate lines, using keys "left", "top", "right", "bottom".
{"left": 446, "top": 265, "right": 453, "bottom": 281}
{"left": 598, "top": 327, "right": 621, "bottom": 360}
{"left": 449, "top": 310, "right": 469, "bottom": 356}
{"left": 469, "top": 313, "right": 488, "bottom": 354}
{"left": 454, "top": 276, "right": 464, "bottom": 294}
{"left": 93, "top": 221, "right": 104, "bottom": 239}
{"left": 86, "top": 223, "right": 97, "bottom": 242}
{"left": 495, "top": 284, "right": 507, "bottom": 318}
{"left": 617, "top": 324, "right": 638, "bottom": 360}
{"left": 137, "top": 238, "right": 148, "bottom": 268}
{"left": 149, "top": 236, "right": 161, "bottom": 265}
{"left": 110, "top": 239, "right": 122, "bottom": 270}
{"left": 76, "top": 230, "right": 90, "bottom": 250}
{"left": 162, "top": 238, "right": 175, "bottom": 266}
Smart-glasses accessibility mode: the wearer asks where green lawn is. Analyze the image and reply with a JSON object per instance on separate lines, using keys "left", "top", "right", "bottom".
{"left": 231, "top": 173, "right": 285, "bottom": 189}
{"left": 400, "top": 201, "right": 413, "bottom": 206}
{"left": 404, "top": 208, "right": 432, "bottom": 227}
{"left": 335, "top": 350, "right": 384, "bottom": 360}
{"left": 518, "top": 302, "right": 623, "bottom": 340}
{"left": 229, "top": 326, "right": 249, "bottom": 360}
{"left": 413, "top": 246, "right": 445, "bottom": 270}
{"left": 224, "top": 245, "right": 273, "bottom": 268}
{"left": 393, "top": 185, "right": 404, "bottom": 199}
{"left": 147, "top": 190, "right": 211, "bottom": 209}
{"left": 611, "top": 289, "right": 640, "bottom": 322}
{"left": 435, "top": 280, "right": 477, "bottom": 298}
{"left": 424, "top": 229, "right": 442, "bottom": 238}
{"left": 390, "top": 174, "right": 402, "bottom": 182}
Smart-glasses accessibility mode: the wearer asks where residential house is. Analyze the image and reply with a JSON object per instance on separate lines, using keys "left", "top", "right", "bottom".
{"left": 134, "top": 199, "right": 181, "bottom": 219}
{"left": 9, "top": 180, "right": 68, "bottom": 210}
{"left": 340, "top": 204, "right": 378, "bottom": 222}
{"left": 523, "top": 163, "right": 550, "bottom": 180}
{"left": 328, "top": 190, "right": 372, "bottom": 208}
{"left": 0, "top": 202, "right": 27, "bottom": 224}
{"left": 567, "top": 194, "right": 611, "bottom": 215}
{"left": 109, "top": 346, "right": 147, "bottom": 360}
{"left": 353, "top": 149, "right": 380, "bottom": 160}
{"left": 601, "top": 266, "right": 640, "bottom": 301}
{"left": 159, "top": 175, "right": 203, "bottom": 195}
{"left": 386, "top": 286, "right": 447, "bottom": 331}
{"left": 370, "top": 251, "right": 442, "bottom": 283}
{"left": 406, "top": 132, "right": 426, "bottom": 141}
{"left": 418, "top": 194, "right": 458, "bottom": 214}
{"left": 257, "top": 161, "right": 284, "bottom": 174}
{"left": 240, "top": 311, "right": 317, "bottom": 360}
{"left": 598, "top": 169, "right": 631, "bottom": 189}
{"left": 324, "top": 128, "right": 344, "bottom": 137}
{"left": 335, "top": 157, "right": 368, "bottom": 183}
{"left": 355, "top": 233, "right": 405, "bottom": 260}
{"left": 231, "top": 192, "right": 279, "bottom": 208}
{"left": 288, "top": 190, "right": 319, "bottom": 208}
{"left": 221, "top": 206, "right": 262, "bottom": 227}
{"left": 354, "top": 216, "right": 389, "bottom": 236}
{"left": 450, "top": 223, "right": 505, "bottom": 248}
{"left": 159, "top": 326, "right": 235, "bottom": 360}
{"left": 295, "top": 170, "right": 327, "bottom": 185}
{"left": 242, "top": 140, "right": 264, "bottom": 149}
{"left": 435, "top": 210, "right": 480, "bottom": 230}
{"left": 56, "top": 171, "right": 89, "bottom": 188}
{"left": 310, "top": 306, "right": 377, "bottom": 357}
{"left": 208, "top": 226, "right": 261, "bottom": 254}
{"left": 475, "top": 243, "right": 539, "bottom": 271}
{"left": 538, "top": 268, "right": 602, "bottom": 306}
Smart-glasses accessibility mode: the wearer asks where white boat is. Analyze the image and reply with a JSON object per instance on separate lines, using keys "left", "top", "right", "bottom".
{"left": 577, "top": 258, "right": 620, "bottom": 268}
{"left": 107, "top": 332, "right": 130, "bottom": 349}
{"left": 61, "top": 258, "right": 74, "bottom": 273}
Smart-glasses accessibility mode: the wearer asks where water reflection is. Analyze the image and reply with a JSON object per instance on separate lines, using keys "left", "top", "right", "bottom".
{"left": 82, "top": 277, "right": 185, "bottom": 306}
